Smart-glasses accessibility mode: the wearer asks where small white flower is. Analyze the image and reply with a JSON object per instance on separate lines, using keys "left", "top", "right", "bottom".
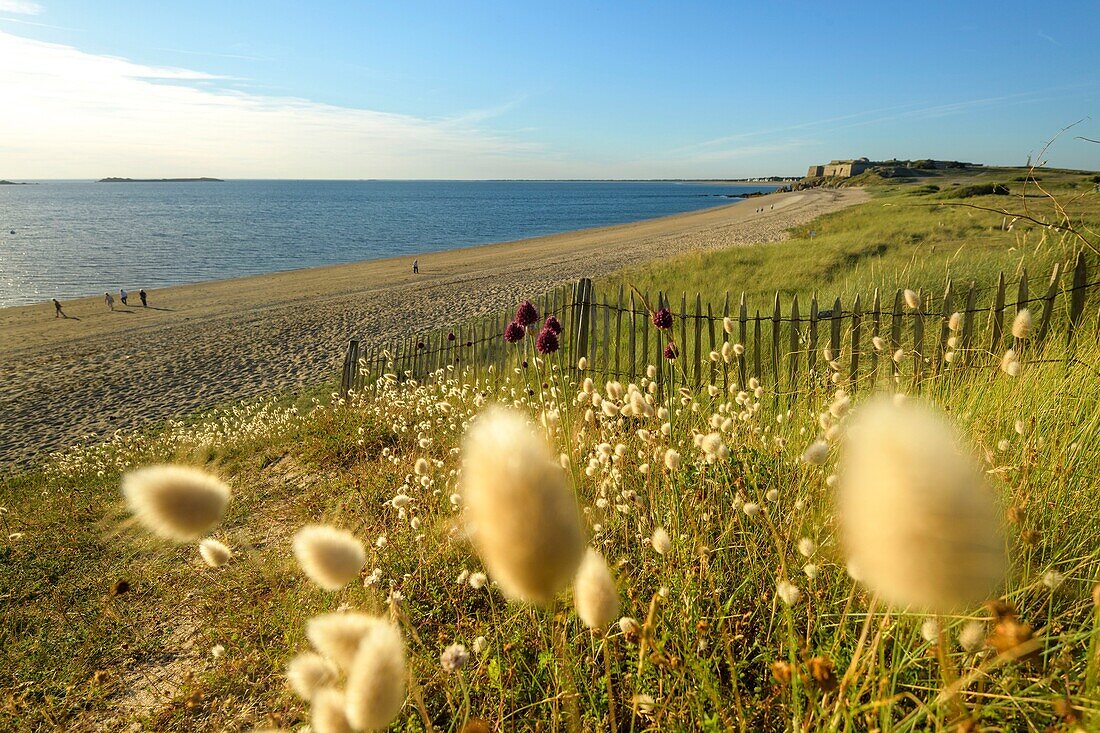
{"left": 469, "top": 572, "right": 488, "bottom": 589}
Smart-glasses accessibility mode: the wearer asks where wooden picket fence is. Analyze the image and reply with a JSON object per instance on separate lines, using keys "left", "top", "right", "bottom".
{"left": 341, "top": 252, "right": 1098, "bottom": 399}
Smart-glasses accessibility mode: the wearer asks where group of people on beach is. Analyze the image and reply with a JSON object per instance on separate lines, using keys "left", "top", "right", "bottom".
{"left": 100, "top": 288, "right": 147, "bottom": 311}
{"left": 51, "top": 287, "right": 149, "bottom": 318}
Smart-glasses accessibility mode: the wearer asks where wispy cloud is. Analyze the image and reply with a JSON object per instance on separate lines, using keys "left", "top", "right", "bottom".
{"left": 679, "top": 139, "right": 813, "bottom": 164}
{"left": 151, "top": 46, "right": 269, "bottom": 62}
{"left": 1037, "top": 30, "right": 1060, "bottom": 46}
{"left": 0, "top": 29, "right": 570, "bottom": 179}
{"left": 0, "top": 0, "right": 43, "bottom": 15}
{"left": 669, "top": 86, "right": 1097, "bottom": 160}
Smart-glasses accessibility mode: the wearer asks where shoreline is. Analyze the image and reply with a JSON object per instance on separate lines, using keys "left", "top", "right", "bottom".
{"left": 1, "top": 189, "right": 774, "bottom": 314}
{"left": 0, "top": 187, "right": 867, "bottom": 465}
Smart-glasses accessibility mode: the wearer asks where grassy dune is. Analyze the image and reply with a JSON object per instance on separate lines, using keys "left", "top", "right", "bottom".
{"left": 604, "top": 168, "right": 1100, "bottom": 308}
{"left": 3, "top": 168, "right": 1100, "bottom": 732}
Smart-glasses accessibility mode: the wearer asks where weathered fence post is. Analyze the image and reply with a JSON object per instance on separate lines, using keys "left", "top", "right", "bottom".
{"left": 721, "top": 292, "right": 731, "bottom": 391}
{"left": 849, "top": 294, "right": 861, "bottom": 390}
{"left": 1069, "top": 252, "right": 1088, "bottom": 344}
{"left": 694, "top": 293, "right": 704, "bottom": 387}
{"left": 889, "top": 290, "right": 903, "bottom": 386}
{"left": 738, "top": 293, "right": 748, "bottom": 387}
{"left": 573, "top": 278, "right": 592, "bottom": 368}
{"left": 869, "top": 288, "right": 881, "bottom": 387}
{"left": 771, "top": 292, "right": 781, "bottom": 404}
{"left": 990, "top": 272, "right": 1006, "bottom": 353}
{"left": 340, "top": 338, "right": 360, "bottom": 397}
{"left": 788, "top": 295, "right": 800, "bottom": 403}
{"left": 808, "top": 293, "right": 819, "bottom": 379}
{"left": 829, "top": 297, "right": 842, "bottom": 365}
{"left": 615, "top": 285, "right": 624, "bottom": 379}
{"left": 1035, "top": 262, "right": 1062, "bottom": 347}
{"left": 913, "top": 290, "right": 925, "bottom": 389}
{"left": 934, "top": 280, "right": 953, "bottom": 375}
{"left": 960, "top": 282, "right": 977, "bottom": 366}
{"left": 707, "top": 302, "right": 717, "bottom": 387}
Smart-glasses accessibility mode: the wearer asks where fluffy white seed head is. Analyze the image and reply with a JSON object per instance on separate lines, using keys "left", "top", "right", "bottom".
{"left": 121, "top": 465, "right": 231, "bottom": 542}
{"left": 619, "top": 616, "right": 640, "bottom": 635}
{"left": 198, "top": 538, "right": 233, "bottom": 567}
{"left": 663, "top": 449, "right": 681, "bottom": 471}
{"left": 904, "top": 289, "right": 920, "bottom": 309}
{"left": 440, "top": 643, "right": 470, "bottom": 672}
{"left": 345, "top": 619, "right": 407, "bottom": 732}
{"left": 838, "top": 397, "right": 1005, "bottom": 612}
{"left": 651, "top": 527, "right": 671, "bottom": 555}
{"left": 573, "top": 548, "right": 620, "bottom": 630}
{"left": 1000, "top": 349, "right": 1022, "bottom": 378}
{"left": 958, "top": 620, "right": 985, "bottom": 652}
{"left": 293, "top": 525, "right": 366, "bottom": 591}
{"left": 311, "top": 687, "right": 353, "bottom": 733}
{"left": 306, "top": 612, "right": 384, "bottom": 671}
{"left": 777, "top": 579, "right": 802, "bottom": 606}
{"left": 461, "top": 407, "right": 584, "bottom": 604}
{"left": 1011, "top": 308, "right": 1032, "bottom": 340}
{"left": 802, "top": 440, "right": 830, "bottom": 466}
{"left": 286, "top": 652, "right": 338, "bottom": 700}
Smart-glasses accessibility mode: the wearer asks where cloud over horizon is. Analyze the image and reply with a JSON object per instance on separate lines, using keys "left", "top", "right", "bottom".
{"left": 0, "top": 0, "right": 43, "bottom": 15}
{"left": 0, "top": 29, "right": 578, "bottom": 179}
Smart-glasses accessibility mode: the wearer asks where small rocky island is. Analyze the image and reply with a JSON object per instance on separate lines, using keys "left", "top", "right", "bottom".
{"left": 97, "top": 177, "right": 224, "bottom": 183}
{"left": 0, "top": 180, "right": 34, "bottom": 185}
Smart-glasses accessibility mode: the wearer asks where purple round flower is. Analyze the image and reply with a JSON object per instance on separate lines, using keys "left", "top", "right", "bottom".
{"left": 544, "top": 315, "right": 563, "bottom": 335}
{"left": 465, "top": 340, "right": 472, "bottom": 347}
{"left": 447, "top": 332, "right": 456, "bottom": 342}
{"left": 652, "top": 307, "right": 673, "bottom": 330}
{"left": 417, "top": 341, "right": 425, "bottom": 349}
{"left": 663, "top": 342, "right": 679, "bottom": 360}
{"left": 536, "top": 327, "right": 559, "bottom": 354}
{"left": 515, "top": 300, "right": 539, "bottom": 327}
{"left": 504, "top": 321, "right": 525, "bottom": 343}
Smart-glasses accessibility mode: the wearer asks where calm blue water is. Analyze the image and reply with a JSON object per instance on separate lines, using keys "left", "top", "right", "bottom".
{"left": 0, "top": 180, "right": 776, "bottom": 307}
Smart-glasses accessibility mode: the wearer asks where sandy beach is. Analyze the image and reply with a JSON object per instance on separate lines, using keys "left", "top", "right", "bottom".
{"left": 0, "top": 187, "right": 866, "bottom": 466}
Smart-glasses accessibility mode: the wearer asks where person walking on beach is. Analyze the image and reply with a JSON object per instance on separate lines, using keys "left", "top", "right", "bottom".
{"left": 53, "top": 298, "right": 66, "bottom": 318}
{"left": 139, "top": 289, "right": 147, "bottom": 307}
{"left": 120, "top": 288, "right": 128, "bottom": 306}
{"left": 412, "top": 259, "right": 419, "bottom": 274}
{"left": 104, "top": 292, "right": 115, "bottom": 310}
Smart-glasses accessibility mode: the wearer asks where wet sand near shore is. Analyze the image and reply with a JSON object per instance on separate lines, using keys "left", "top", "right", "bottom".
{"left": 0, "top": 187, "right": 867, "bottom": 466}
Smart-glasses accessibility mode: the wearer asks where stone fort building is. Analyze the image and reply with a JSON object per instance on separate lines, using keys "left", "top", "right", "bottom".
{"left": 807, "top": 158, "right": 872, "bottom": 178}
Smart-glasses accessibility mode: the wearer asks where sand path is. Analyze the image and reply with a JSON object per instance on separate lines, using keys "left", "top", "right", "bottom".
{"left": 0, "top": 187, "right": 866, "bottom": 465}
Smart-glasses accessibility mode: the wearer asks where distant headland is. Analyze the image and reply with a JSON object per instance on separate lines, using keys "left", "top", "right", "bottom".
{"left": 0, "top": 180, "right": 35, "bottom": 185}
{"left": 97, "top": 177, "right": 224, "bottom": 183}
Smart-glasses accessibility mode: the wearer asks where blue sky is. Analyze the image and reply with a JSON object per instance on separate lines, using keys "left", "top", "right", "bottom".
{"left": 1, "top": 1, "right": 1099, "bottom": 178}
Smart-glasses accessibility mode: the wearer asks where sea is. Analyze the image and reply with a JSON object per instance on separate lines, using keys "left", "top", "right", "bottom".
{"left": 0, "top": 180, "right": 778, "bottom": 308}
